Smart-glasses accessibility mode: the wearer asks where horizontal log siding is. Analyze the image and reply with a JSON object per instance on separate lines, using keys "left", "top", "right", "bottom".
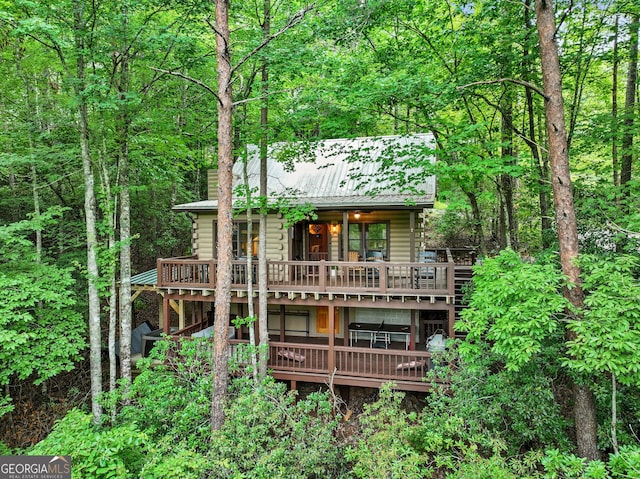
{"left": 321, "top": 210, "right": 414, "bottom": 262}
{"left": 265, "top": 215, "right": 287, "bottom": 261}
{"left": 192, "top": 210, "right": 422, "bottom": 263}
{"left": 191, "top": 214, "right": 214, "bottom": 259}
{"left": 389, "top": 213, "right": 411, "bottom": 262}
{"left": 191, "top": 213, "right": 287, "bottom": 261}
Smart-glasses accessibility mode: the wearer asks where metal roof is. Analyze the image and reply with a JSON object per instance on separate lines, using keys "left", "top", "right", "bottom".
{"left": 130, "top": 268, "right": 157, "bottom": 286}
{"left": 174, "top": 133, "right": 436, "bottom": 212}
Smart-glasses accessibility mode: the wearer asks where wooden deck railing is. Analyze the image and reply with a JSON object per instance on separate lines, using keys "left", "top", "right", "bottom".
{"left": 159, "top": 337, "right": 439, "bottom": 391}
{"left": 158, "top": 253, "right": 457, "bottom": 296}
{"left": 260, "top": 341, "right": 435, "bottom": 385}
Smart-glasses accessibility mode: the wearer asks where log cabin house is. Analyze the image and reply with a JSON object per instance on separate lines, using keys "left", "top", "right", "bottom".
{"left": 139, "top": 134, "right": 475, "bottom": 393}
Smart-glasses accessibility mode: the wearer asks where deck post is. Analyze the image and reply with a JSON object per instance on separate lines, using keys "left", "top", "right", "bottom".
{"left": 178, "top": 300, "right": 185, "bottom": 330}
{"left": 279, "top": 305, "right": 286, "bottom": 342}
{"left": 209, "top": 259, "right": 216, "bottom": 288}
{"left": 343, "top": 308, "right": 350, "bottom": 346}
{"left": 319, "top": 260, "right": 327, "bottom": 291}
{"left": 162, "top": 294, "right": 170, "bottom": 334}
{"left": 379, "top": 265, "right": 387, "bottom": 293}
{"left": 446, "top": 248, "right": 455, "bottom": 300}
{"left": 410, "top": 310, "right": 416, "bottom": 350}
{"left": 448, "top": 305, "right": 455, "bottom": 339}
{"left": 328, "top": 305, "right": 335, "bottom": 373}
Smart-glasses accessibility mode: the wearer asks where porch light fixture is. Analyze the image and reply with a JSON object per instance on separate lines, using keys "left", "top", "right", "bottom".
{"left": 353, "top": 211, "right": 361, "bottom": 220}
{"left": 330, "top": 223, "right": 340, "bottom": 236}
{"left": 309, "top": 224, "right": 323, "bottom": 234}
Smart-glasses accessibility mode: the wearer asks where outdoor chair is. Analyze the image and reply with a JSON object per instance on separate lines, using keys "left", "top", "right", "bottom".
{"left": 366, "top": 251, "right": 384, "bottom": 281}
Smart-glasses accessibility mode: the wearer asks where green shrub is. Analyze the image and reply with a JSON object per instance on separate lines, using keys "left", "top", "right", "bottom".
{"left": 608, "top": 446, "right": 640, "bottom": 478}
{"left": 346, "top": 383, "right": 429, "bottom": 478}
{"left": 541, "top": 449, "right": 608, "bottom": 479}
{"left": 210, "top": 376, "right": 345, "bottom": 478}
{"left": 113, "top": 338, "right": 214, "bottom": 450}
{"left": 30, "top": 409, "right": 148, "bottom": 479}
{"left": 140, "top": 439, "right": 209, "bottom": 479}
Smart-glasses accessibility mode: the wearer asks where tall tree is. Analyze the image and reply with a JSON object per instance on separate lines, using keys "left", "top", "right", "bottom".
{"left": 620, "top": 13, "right": 638, "bottom": 191}
{"left": 612, "top": 15, "right": 620, "bottom": 187}
{"left": 72, "top": 0, "right": 104, "bottom": 423}
{"left": 257, "top": 0, "right": 270, "bottom": 381}
{"left": 535, "top": 0, "right": 598, "bottom": 460}
{"left": 117, "top": 0, "right": 133, "bottom": 392}
{"left": 211, "top": 0, "right": 234, "bottom": 431}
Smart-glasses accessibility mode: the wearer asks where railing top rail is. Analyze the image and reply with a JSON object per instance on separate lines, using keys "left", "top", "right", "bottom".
{"left": 445, "top": 248, "right": 454, "bottom": 264}
{"left": 159, "top": 254, "right": 198, "bottom": 261}
{"left": 160, "top": 258, "right": 210, "bottom": 264}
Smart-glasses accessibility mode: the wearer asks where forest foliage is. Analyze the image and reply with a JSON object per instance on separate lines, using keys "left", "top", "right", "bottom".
{"left": 0, "top": 0, "right": 640, "bottom": 476}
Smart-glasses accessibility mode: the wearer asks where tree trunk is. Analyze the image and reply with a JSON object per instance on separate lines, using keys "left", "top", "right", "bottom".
{"left": 497, "top": 182, "right": 507, "bottom": 249}
{"left": 620, "top": 14, "right": 638, "bottom": 190}
{"left": 98, "top": 145, "right": 118, "bottom": 420}
{"left": 74, "top": 0, "right": 102, "bottom": 424}
{"left": 258, "top": 0, "right": 271, "bottom": 381}
{"left": 212, "top": 0, "right": 233, "bottom": 432}
{"left": 242, "top": 146, "right": 259, "bottom": 383}
{"left": 612, "top": 15, "right": 619, "bottom": 187}
{"left": 535, "top": 0, "right": 598, "bottom": 460}
{"left": 523, "top": 0, "right": 552, "bottom": 248}
{"left": 611, "top": 373, "right": 618, "bottom": 453}
{"left": 501, "top": 97, "right": 516, "bottom": 249}
{"left": 118, "top": 5, "right": 133, "bottom": 392}
{"left": 464, "top": 190, "right": 486, "bottom": 255}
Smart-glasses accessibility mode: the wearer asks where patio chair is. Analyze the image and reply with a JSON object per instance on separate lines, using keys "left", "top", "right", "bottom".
{"left": 366, "top": 250, "right": 384, "bottom": 262}
{"left": 366, "top": 251, "right": 384, "bottom": 281}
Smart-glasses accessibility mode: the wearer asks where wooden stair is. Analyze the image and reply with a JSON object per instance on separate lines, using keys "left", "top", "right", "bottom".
{"left": 453, "top": 265, "right": 473, "bottom": 338}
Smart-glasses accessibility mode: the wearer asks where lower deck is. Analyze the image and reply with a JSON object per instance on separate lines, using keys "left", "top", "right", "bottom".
{"left": 262, "top": 341, "right": 444, "bottom": 392}
{"left": 138, "top": 324, "right": 448, "bottom": 393}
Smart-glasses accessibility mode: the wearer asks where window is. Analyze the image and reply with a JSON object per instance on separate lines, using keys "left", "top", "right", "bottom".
{"left": 348, "top": 222, "right": 389, "bottom": 258}
{"left": 212, "top": 222, "right": 259, "bottom": 258}
{"left": 233, "top": 222, "right": 259, "bottom": 258}
{"left": 367, "top": 223, "right": 387, "bottom": 252}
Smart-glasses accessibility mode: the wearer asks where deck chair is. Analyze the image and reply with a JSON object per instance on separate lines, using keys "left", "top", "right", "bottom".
{"left": 366, "top": 250, "right": 384, "bottom": 262}
{"left": 366, "top": 251, "right": 384, "bottom": 280}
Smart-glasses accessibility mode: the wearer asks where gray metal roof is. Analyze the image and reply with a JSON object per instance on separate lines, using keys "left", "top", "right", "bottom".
{"left": 174, "top": 134, "right": 436, "bottom": 212}
{"left": 130, "top": 268, "right": 157, "bottom": 286}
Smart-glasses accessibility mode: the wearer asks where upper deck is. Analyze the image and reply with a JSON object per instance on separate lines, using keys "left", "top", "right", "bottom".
{"left": 156, "top": 248, "right": 475, "bottom": 305}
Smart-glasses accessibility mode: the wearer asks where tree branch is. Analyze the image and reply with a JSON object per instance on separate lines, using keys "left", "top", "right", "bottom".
{"left": 230, "top": 3, "right": 316, "bottom": 77}
{"left": 607, "top": 220, "right": 640, "bottom": 239}
{"left": 232, "top": 88, "right": 295, "bottom": 107}
{"left": 149, "top": 67, "right": 220, "bottom": 104}
{"left": 458, "top": 78, "right": 549, "bottom": 100}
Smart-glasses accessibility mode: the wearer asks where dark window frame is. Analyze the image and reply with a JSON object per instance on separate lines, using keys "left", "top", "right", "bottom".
{"left": 347, "top": 221, "right": 390, "bottom": 259}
